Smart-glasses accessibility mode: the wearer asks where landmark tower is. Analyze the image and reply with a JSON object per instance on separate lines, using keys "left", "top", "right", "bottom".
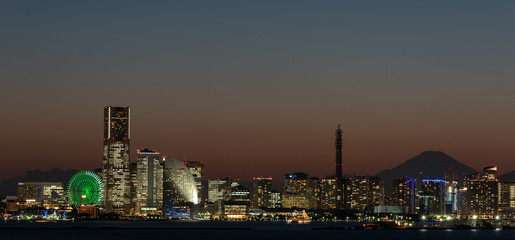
{"left": 335, "top": 124, "right": 343, "bottom": 209}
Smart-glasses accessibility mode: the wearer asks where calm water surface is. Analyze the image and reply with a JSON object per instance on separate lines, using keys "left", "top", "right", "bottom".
{"left": 0, "top": 221, "right": 513, "bottom": 240}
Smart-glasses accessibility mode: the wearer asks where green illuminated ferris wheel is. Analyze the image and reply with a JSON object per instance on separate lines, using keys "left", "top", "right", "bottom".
{"left": 67, "top": 170, "right": 104, "bottom": 206}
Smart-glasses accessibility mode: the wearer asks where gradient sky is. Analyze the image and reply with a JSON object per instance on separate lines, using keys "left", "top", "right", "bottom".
{"left": 1, "top": 1, "right": 515, "bottom": 184}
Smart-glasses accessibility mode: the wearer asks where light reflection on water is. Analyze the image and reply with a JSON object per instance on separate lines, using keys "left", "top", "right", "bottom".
{"left": 0, "top": 221, "right": 512, "bottom": 240}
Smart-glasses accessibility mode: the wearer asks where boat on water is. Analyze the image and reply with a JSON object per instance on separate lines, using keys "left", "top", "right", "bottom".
{"left": 286, "top": 210, "right": 311, "bottom": 224}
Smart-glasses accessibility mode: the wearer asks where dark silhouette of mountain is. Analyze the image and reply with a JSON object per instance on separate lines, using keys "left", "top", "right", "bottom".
{"left": 499, "top": 170, "right": 515, "bottom": 180}
{"left": 0, "top": 168, "right": 79, "bottom": 197}
{"left": 376, "top": 151, "right": 477, "bottom": 194}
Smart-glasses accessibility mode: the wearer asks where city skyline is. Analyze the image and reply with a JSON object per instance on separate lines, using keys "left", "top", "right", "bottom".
{"left": 3, "top": 105, "right": 514, "bottom": 222}
{"left": 2, "top": 1, "right": 515, "bottom": 183}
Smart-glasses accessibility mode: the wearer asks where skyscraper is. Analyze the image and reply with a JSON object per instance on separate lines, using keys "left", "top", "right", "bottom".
{"left": 252, "top": 177, "right": 272, "bottom": 208}
{"left": 163, "top": 157, "right": 198, "bottom": 219}
{"left": 392, "top": 177, "right": 416, "bottom": 214}
{"left": 320, "top": 177, "right": 337, "bottom": 209}
{"left": 102, "top": 106, "right": 131, "bottom": 214}
{"left": 335, "top": 124, "right": 343, "bottom": 209}
{"left": 136, "top": 148, "right": 160, "bottom": 213}
{"left": 184, "top": 161, "right": 204, "bottom": 205}
{"left": 421, "top": 179, "right": 446, "bottom": 215}
{"left": 283, "top": 173, "right": 320, "bottom": 209}
{"left": 466, "top": 168, "right": 499, "bottom": 219}
{"left": 349, "top": 176, "right": 384, "bottom": 211}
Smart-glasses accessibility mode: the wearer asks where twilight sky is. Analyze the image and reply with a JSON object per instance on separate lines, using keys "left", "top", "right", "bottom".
{"left": 1, "top": 1, "right": 515, "bottom": 183}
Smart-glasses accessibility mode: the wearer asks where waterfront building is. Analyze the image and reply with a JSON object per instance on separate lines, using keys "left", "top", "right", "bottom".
{"left": 392, "top": 177, "right": 416, "bottom": 214}
{"left": 466, "top": 167, "right": 499, "bottom": 219}
{"left": 283, "top": 173, "right": 320, "bottom": 209}
{"left": 270, "top": 190, "right": 282, "bottom": 208}
{"left": 222, "top": 185, "right": 250, "bottom": 220}
{"left": 343, "top": 178, "right": 352, "bottom": 209}
{"left": 498, "top": 180, "right": 515, "bottom": 218}
{"left": 135, "top": 149, "right": 161, "bottom": 213}
{"left": 282, "top": 195, "right": 311, "bottom": 209}
{"left": 252, "top": 177, "right": 272, "bottom": 208}
{"left": 163, "top": 157, "right": 198, "bottom": 218}
{"left": 184, "top": 161, "right": 204, "bottom": 205}
{"left": 457, "top": 187, "right": 470, "bottom": 217}
{"left": 17, "top": 182, "right": 65, "bottom": 208}
{"left": 421, "top": 179, "right": 446, "bottom": 215}
{"left": 418, "top": 193, "right": 433, "bottom": 216}
{"left": 208, "top": 178, "right": 238, "bottom": 204}
{"left": 349, "top": 176, "right": 384, "bottom": 212}
{"left": 444, "top": 180, "right": 459, "bottom": 214}
{"left": 157, "top": 161, "right": 164, "bottom": 210}
{"left": 129, "top": 161, "right": 137, "bottom": 214}
{"left": 102, "top": 106, "right": 131, "bottom": 214}
{"left": 320, "top": 177, "right": 337, "bottom": 209}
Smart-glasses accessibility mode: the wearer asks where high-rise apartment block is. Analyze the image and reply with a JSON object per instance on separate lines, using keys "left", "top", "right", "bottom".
{"left": 349, "top": 176, "right": 384, "bottom": 211}
{"left": 283, "top": 173, "right": 320, "bottom": 209}
{"left": 252, "top": 177, "right": 272, "bottom": 208}
{"left": 445, "top": 180, "right": 458, "bottom": 214}
{"left": 320, "top": 177, "right": 338, "bottom": 209}
{"left": 498, "top": 180, "right": 515, "bottom": 218}
{"left": 392, "top": 177, "right": 416, "bottom": 214}
{"left": 420, "top": 179, "right": 446, "bottom": 215}
{"left": 465, "top": 168, "right": 499, "bottom": 218}
{"left": 135, "top": 149, "right": 161, "bottom": 213}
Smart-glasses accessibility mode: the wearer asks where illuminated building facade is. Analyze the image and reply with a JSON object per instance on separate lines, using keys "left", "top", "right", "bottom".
{"left": 17, "top": 182, "right": 65, "bottom": 208}
{"left": 466, "top": 169, "right": 499, "bottom": 219}
{"left": 284, "top": 173, "right": 320, "bottom": 209}
{"left": 421, "top": 179, "right": 446, "bottom": 215}
{"left": 457, "top": 187, "right": 470, "bottom": 216}
{"left": 270, "top": 190, "right": 282, "bottom": 208}
{"left": 157, "top": 161, "right": 164, "bottom": 210}
{"left": 208, "top": 179, "right": 227, "bottom": 204}
{"left": 208, "top": 178, "right": 238, "bottom": 204}
{"left": 184, "top": 161, "right": 204, "bottom": 205}
{"left": 163, "top": 157, "right": 198, "bottom": 218}
{"left": 498, "top": 180, "right": 515, "bottom": 218}
{"left": 102, "top": 106, "right": 131, "bottom": 214}
{"left": 444, "top": 180, "right": 458, "bottom": 214}
{"left": 135, "top": 149, "right": 160, "bottom": 213}
{"left": 392, "top": 177, "right": 416, "bottom": 214}
{"left": 320, "top": 177, "right": 337, "bottom": 209}
{"left": 222, "top": 185, "right": 250, "bottom": 219}
{"left": 252, "top": 177, "right": 272, "bottom": 208}
{"left": 349, "top": 176, "right": 384, "bottom": 212}
{"left": 129, "top": 161, "right": 137, "bottom": 213}
{"left": 282, "top": 195, "right": 310, "bottom": 209}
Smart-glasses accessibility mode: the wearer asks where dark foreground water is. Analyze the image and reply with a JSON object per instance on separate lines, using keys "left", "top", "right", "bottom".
{"left": 0, "top": 221, "right": 513, "bottom": 240}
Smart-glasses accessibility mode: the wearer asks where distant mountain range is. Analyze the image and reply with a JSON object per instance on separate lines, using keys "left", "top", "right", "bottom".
{"left": 0, "top": 168, "right": 79, "bottom": 197}
{"left": 499, "top": 170, "right": 515, "bottom": 180}
{"left": 376, "top": 151, "right": 477, "bottom": 194}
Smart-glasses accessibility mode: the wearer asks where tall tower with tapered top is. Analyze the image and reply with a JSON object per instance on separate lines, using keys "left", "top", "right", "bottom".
{"left": 103, "top": 106, "right": 131, "bottom": 214}
{"left": 335, "top": 124, "right": 343, "bottom": 209}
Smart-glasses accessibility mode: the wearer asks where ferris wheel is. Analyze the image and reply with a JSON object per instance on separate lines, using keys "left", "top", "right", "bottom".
{"left": 67, "top": 170, "right": 104, "bottom": 206}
